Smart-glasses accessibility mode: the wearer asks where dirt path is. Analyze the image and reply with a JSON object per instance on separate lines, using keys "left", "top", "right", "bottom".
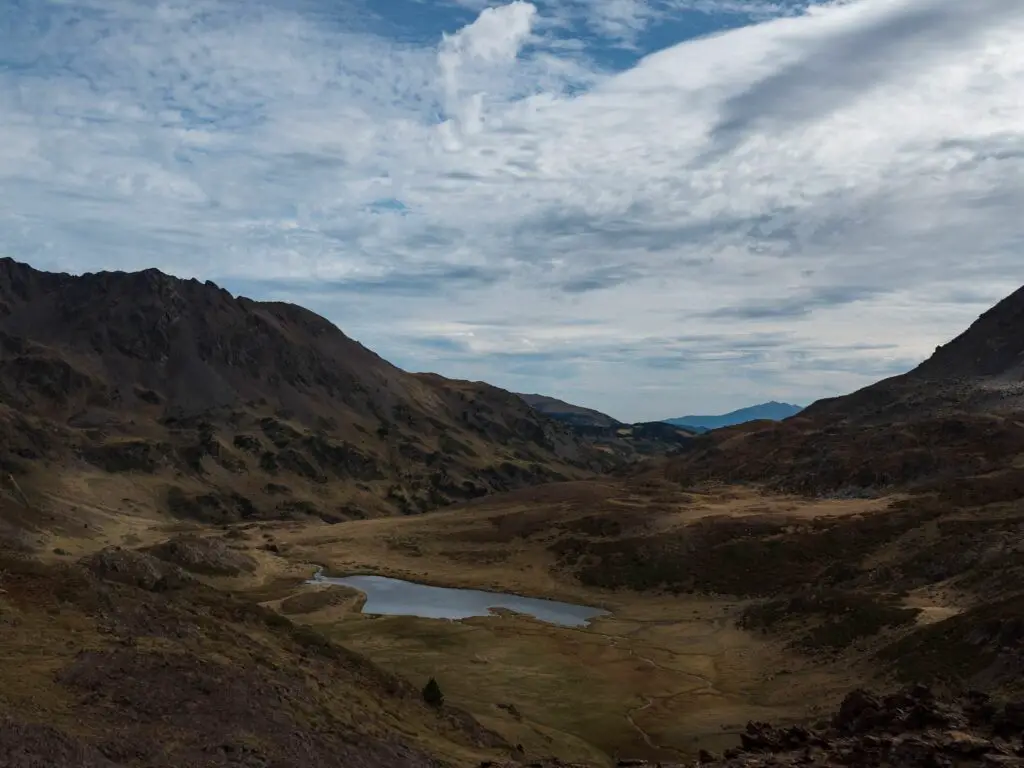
{"left": 600, "top": 626, "right": 715, "bottom": 758}
{"left": 625, "top": 696, "right": 658, "bottom": 751}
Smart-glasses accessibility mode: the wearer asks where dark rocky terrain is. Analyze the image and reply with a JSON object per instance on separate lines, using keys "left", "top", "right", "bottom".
{"left": 483, "top": 686, "right": 1024, "bottom": 768}
{"left": 517, "top": 394, "right": 623, "bottom": 429}
{"left": 0, "top": 257, "right": 616, "bottom": 524}
{"left": 706, "top": 685, "right": 1024, "bottom": 768}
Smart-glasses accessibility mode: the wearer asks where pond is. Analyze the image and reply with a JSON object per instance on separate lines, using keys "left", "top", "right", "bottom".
{"left": 309, "top": 572, "right": 609, "bottom": 627}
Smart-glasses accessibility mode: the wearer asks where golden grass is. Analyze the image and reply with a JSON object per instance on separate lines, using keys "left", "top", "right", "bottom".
{"left": 262, "top": 481, "right": 881, "bottom": 763}
{"left": 4, "top": 472, "right": 903, "bottom": 764}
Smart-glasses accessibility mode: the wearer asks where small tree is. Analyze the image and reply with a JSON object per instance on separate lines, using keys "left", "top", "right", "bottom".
{"left": 422, "top": 677, "right": 444, "bottom": 708}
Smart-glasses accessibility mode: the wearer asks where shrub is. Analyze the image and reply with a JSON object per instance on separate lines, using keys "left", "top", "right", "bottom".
{"left": 422, "top": 677, "right": 444, "bottom": 708}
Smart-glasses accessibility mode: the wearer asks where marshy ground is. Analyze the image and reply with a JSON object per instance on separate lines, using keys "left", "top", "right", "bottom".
{"left": 264, "top": 479, "right": 895, "bottom": 764}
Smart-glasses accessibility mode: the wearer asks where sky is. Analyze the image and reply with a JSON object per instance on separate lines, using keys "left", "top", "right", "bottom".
{"left": 1, "top": 0, "right": 1023, "bottom": 422}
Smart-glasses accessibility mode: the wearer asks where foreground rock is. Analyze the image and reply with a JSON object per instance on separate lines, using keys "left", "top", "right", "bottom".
{"left": 80, "top": 547, "right": 195, "bottom": 591}
{"left": 580, "top": 686, "right": 1024, "bottom": 768}
{"left": 719, "top": 687, "right": 1024, "bottom": 767}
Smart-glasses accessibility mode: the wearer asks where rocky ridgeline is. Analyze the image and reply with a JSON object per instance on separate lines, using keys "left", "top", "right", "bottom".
{"left": 484, "top": 687, "right": 1024, "bottom": 768}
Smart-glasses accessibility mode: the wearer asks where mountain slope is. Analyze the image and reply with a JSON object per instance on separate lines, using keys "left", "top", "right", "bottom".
{"left": 516, "top": 393, "right": 622, "bottom": 429}
{"left": 799, "top": 284, "right": 1024, "bottom": 426}
{"left": 517, "top": 393, "right": 697, "bottom": 458}
{"left": 666, "top": 286, "right": 1024, "bottom": 494}
{"left": 665, "top": 401, "right": 804, "bottom": 431}
{"left": 0, "top": 258, "right": 611, "bottom": 525}
{"left": 0, "top": 548, "right": 511, "bottom": 768}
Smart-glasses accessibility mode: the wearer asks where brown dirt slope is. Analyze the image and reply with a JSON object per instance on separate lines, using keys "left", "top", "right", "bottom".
{"left": 0, "top": 257, "right": 616, "bottom": 522}
{"left": 0, "top": 547, "right": 512, "bottom": 768}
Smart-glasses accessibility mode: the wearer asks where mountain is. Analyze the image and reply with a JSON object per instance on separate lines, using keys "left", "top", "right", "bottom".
{"left": 665, "top": 401, "right": 804, "bottom": 431}
{"left": 0, "top": 257, "right": 613, "bottom": 525}
{"left": 516, "top": 393, "right": 622, "bottom": 428}
{"left": 517, "top": 392, "right": 697, "bottom": 457}
{"left": 667, "top": 284, "right": 1024, "bottom": 495}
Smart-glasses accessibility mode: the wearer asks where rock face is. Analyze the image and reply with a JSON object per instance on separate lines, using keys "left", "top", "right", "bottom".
{"left": 0, "top": 257, "right": 614, "bottom": 519}
{"left": 143, "top": 535, "right": 257, "bottom": 576}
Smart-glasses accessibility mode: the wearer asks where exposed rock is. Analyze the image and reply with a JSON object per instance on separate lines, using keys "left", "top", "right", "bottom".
{"left": 80, "top": 547, "right": 195, "bottom": 592}
{"left": 0, "top": 256, "right": 612, "bottom": 520}
{"left": 144, "top": 535, "right": 257, "bottom": 577}
{"left": 611, "top": 687, "right": 1024, "bottom": 768}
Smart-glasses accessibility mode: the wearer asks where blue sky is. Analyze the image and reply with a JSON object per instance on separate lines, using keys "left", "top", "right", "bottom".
{"left": 2, "top": 0, "right": 1023, "bottom": 421}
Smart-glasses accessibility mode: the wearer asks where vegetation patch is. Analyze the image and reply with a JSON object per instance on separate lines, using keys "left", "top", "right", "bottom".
{"left": 83, "top": 439, "right": 172, "bottom": 473}
{"left": 552, "top": 506, "right": 940, "bottom": 597}
{"left": 740, "top": 589, "right": 919, "bottom": 651}
{"left": 145, "top": 535, "right": 258, "bottom": 577}
{"left": 279, "top": 586, "right": 365, "bottom": 616}
{"left": 879, "top": 594, "right": 1024, "bottom": 694}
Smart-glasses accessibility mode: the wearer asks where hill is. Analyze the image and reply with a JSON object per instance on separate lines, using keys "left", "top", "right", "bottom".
{"left": 665, "top": 401, "right": 804, "bottom": 431}
{"left": 0, "top": 257, "right": 613, "bottom": 528}
{"left": 0, "top": 547, "right": 513, "bottom": 767}
{"left": 517, "top": 393, "right": 697, "bottom": 457}
{"left": 516, "top": 393, "right": 622, "bottom": 429}
{"left": 667, "top": 284, "right": 1024, "bottom": 494}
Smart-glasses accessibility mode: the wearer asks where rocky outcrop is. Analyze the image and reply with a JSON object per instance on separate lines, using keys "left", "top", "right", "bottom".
{"left": 144, "top": 535, "right": 257, "bottom": 577}
{"left": 719, "top": 686, "right": 1024, "bottom": 767}
{"left": 593, "top": 686, "right": 1024, "bottom": 768}
{"left": 80, "top": 548, "right": 195, "bottom": 592}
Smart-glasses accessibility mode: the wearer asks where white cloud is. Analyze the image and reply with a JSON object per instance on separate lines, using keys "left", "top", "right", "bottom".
{"left": 1, "top": 0, "right": 1023, "bottom": 421}
{"left": 438, "top": 1, "right": 538, "bottom": 142}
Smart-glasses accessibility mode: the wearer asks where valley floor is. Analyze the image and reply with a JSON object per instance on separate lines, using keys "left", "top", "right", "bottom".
{"left": 13, "top": 471, "right": 922, "bottom": 765}
{"left": 12, "top": 473, "right": 999, "bottom": 765}
{"left": 268, "top": 482, "right": 891, "bottom": 764}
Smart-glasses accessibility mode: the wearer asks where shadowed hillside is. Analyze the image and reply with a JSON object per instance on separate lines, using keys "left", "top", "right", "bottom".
{"left": 0, "top": 258, "right": 615, "bottom": 527}
{"left": 517, "top": 393, "right": 622, "bottom": 429}
{"left": 518, "top": 392, "right": 697, "bottom": 458}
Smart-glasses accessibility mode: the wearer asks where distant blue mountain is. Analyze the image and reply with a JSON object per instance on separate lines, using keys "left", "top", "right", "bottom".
{"left": 664, "top": 401, "right": 804, "bottom": 432}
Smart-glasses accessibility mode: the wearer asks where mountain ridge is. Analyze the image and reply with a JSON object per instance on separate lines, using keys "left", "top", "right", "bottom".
{"left": 0, "top": 257, "right": 613, "bottom": 524}
{"left": 665, "top": 401, "right": 804, "bottom": 431}
{"left": 517, "top": 391, "right": 698, "bottom": 456}
{"left": 516, "top": 393, "right": 623, "bottom": 428}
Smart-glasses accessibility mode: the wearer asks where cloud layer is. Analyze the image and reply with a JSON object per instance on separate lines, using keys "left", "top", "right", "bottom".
{"left": 2, "top": 0, "right": 1023, "bottom": 421}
